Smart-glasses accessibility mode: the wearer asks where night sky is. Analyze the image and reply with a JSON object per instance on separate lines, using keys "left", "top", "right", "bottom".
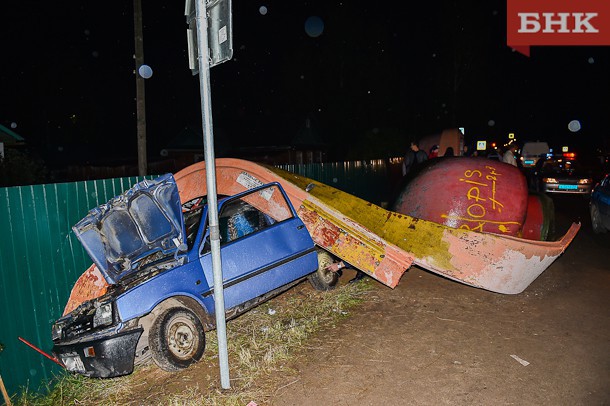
{"left": 2, "top": 1, "right": 609, "bottom": 169}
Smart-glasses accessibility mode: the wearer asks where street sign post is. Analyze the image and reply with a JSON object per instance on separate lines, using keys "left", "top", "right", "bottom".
{"left": 185, "top": 0, "right": 233, "bottom": 389}
{"left": 186, "top": 0, "right": 233, "bottom": 74}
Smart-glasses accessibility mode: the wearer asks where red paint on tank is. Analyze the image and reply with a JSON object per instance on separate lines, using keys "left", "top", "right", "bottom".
{"left": 521, "top": 194, "right": 544, "bottom": 241}
{"left": 393, "top": 157, "right": 528, "bottom": 237}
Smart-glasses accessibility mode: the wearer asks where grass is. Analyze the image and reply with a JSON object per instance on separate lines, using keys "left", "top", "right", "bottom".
{"left": 16, "top": 277, "right": 373, "bottom": 406}
{"left": 14, "top": 372, "right": 138, "bottom": 406}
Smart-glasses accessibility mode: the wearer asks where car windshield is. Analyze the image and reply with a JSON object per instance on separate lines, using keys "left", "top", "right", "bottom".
{"left": 183, "top": 196, "right": 207, "bottom": 249}
{"left": 182, "top": 195, "right": 233, "bottom": 249}
{"left": 541, "top": 159, "right": 584, "bottom": 175}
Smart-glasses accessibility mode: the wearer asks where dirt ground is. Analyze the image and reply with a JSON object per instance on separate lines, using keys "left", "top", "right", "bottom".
{"left": 77, "top": 194, "right": 608, "bottom": 406}
{"left": 269, "top": 195, "right": 610, "bottom": 405}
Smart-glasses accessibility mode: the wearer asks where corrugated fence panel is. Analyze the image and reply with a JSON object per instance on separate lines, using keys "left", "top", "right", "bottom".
{"left": 0, "top": 161, "right": 397, "bottom": 397}
{"left": 277, "top": 159, "right": 399, "bottom": 207}
{"left": 0, "top": 176, "right": 151, "bottom": 397}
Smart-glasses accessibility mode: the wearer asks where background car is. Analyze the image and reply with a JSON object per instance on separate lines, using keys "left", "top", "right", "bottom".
{"left": 590, "top": 173, "right": 610, "bottom": 233}
{"left": 536, "top": 157, "right": 594, "bottom": 195}
{"left": 521, "top": 141, "right": 550, "bottom": 168}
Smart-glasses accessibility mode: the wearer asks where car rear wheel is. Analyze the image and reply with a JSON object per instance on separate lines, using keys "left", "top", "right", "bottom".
{"left": 590, "top": 203, "right": 607, "bottom": 234}
{"left": 308, "top": 250, "right": 339, "bottom": 291}
{"left": 150, "top": 307, "right": 205, "bottom": 372}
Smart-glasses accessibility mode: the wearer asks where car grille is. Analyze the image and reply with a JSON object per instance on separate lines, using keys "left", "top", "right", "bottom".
{"left": 63, "top": 318, "right": 95, "bottom": 339}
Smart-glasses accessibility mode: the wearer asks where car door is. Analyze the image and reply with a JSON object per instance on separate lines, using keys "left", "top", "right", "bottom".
{"left": 198, "top": 183, "right": 316, "bottom": 309}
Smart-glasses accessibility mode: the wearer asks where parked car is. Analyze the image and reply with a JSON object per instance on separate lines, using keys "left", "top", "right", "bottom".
{"left": 536, "top": 158, "right": 594, "bottom": 195}
{"left": 590, "top": 173, "right": 610, "bottom": 233}
{"left": 51, "top": 174, "right": 336, "bottom": 378}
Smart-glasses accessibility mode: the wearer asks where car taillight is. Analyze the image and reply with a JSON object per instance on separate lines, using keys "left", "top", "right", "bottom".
{"left": 563, "top": 152, "right": 576, "bottom": 160}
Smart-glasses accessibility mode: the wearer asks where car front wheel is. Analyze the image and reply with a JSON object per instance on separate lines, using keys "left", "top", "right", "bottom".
{"left": 590, "top": 203, "right": 607, "bottom": 234}
{"left": 308, "top": 250, "right": 339, "bottom": 291}
{"left": 150, "top": 307, "right": 205, "bottom": 372}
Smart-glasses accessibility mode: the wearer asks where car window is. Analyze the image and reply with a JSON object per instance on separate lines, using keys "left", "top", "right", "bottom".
{"left": 200, "top": 185, "right": 293, "bottom": 253}
{"left": 541, "top": 159, "right": 583, "bottom": 174}
{"left": 182, "top": 196, "right": 207, "bottom": 250}
{"left": 219, "top": 200, "right": 276, "bottom": 244}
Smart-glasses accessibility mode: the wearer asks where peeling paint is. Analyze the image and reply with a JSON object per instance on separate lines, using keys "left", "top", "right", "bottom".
{"left": 173, "top": 159, "right": 579, "bottom": 294}
{"left": 63, "top": 264, "right": 108, "bottom": 315}
{"left": 69, "top": 158, "right": 580, "bottom": 305}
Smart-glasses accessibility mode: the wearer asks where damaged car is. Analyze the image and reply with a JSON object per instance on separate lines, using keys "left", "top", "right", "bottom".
{"left": 51, "top": 174, "right": 336, "bottom": 378}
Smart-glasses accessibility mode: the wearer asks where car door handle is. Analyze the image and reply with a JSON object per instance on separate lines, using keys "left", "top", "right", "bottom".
{"left": 297, "top": 225, "right": 305, "bottom": 230}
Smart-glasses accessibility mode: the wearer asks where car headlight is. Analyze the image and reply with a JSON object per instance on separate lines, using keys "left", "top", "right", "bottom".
{"left": 543, "top": 177, "right": 558, "bottom": 184}
{"left": 578, "top": 178, "right": 592, "bottom": 184}
{"left": 93, "top": 302, "right": 113, "bottom": 328}
{"left": 51, "top": 323, "right": 63, "bottom": 341}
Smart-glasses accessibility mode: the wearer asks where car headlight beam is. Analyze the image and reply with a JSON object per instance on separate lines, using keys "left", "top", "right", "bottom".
{"left": 543, "top": 177, "right": 558, "bottom": 184}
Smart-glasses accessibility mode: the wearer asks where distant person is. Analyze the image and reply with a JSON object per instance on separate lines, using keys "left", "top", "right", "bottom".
{"left": 429, "top": 145, "right": 440, "bottom": 159}
{"left": 534, "top": 153, "right": 546, "bottom": 173}
{"left": 531, "top": 154, "right": 547, "bottom": 191}
{"left": 402, "top": 149, "right": 414, "bottom": 176}
{"left": 503, "top": 144, "right": 518, "bottom": 166}
{"left": 402, "top": 140, "right": 428, "bottom": 176}
{"left": 444, "top": 147, "right": 455, "bottom": 157}
{"left": 412, "top": 140, "right": 428, "bottom": 164}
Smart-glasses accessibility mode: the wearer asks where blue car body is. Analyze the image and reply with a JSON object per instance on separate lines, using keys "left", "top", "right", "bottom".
{"left": 52, "top": 174, "right": 318, "bottom": 377}
{"left": 590, "top": 173, "right": 610, "bottom": 233}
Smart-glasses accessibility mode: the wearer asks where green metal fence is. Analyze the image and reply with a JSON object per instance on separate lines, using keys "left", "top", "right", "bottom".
{"left": 0, "top": 176, "right": 151, "bottom": 397}
{"left": 277, "top": 159, "right": 402, "bottom": 207}
{"left": 0, "top": 159, "right": 400, "bottom": 397}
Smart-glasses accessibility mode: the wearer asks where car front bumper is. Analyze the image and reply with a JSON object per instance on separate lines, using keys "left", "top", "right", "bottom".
{"left": 542, "top": 184, "right": 592, "bottom": 195}
{"left": 53, "top": 328, "right": 143, "bottom": 378}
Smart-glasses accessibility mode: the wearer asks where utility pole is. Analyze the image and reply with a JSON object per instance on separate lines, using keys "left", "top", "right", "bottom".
{"left": 134, "top": 0, "right": 147, "bottom": 176}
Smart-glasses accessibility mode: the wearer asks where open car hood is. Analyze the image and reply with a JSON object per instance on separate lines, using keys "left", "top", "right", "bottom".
{"left": 72, "top": 174, "right": 186, "bottom": 285}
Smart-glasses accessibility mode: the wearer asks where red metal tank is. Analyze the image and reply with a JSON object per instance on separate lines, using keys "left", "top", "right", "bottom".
{"left": 521, "top": 193, "right": 555, "bottom": 241}
{"left": 521, "top": 194, "right": 543, "bottom": 241}
{"left": 393, "top": 157, "right": 528, "bottom": 237}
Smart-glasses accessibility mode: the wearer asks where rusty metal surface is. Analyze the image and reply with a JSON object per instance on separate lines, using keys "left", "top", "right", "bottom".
{"left": 63, "top": 264, "right": 108, "bottom": 316}
{"left": 268, "top": 165, "right": 579, "bottom": 294}
{"left": 421, "top": 222, "right": 580, "bottom": 294}
{"left": 295, "top": 201, "right": 410, "bottom": 288}
{"left": 68, "top": 157, "right": 579, "bottom": 319}
{"left": 174, "top": 159, "right": 579, "bottom": 294}
{"left": 174, "top": 159, "right": 414, "bottom": 288}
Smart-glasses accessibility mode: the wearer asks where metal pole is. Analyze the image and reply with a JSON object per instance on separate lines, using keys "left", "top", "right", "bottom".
{"left": 0, "top": 374, "right": 11, "bottom": 406}
{"left": 195, "top": 0, "right": 230, "bottom": 389}
{"left": 134, "top": 0, "right": 147, "bottom": 176}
